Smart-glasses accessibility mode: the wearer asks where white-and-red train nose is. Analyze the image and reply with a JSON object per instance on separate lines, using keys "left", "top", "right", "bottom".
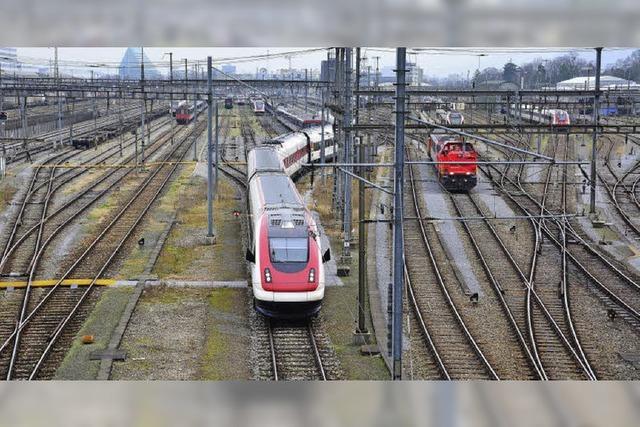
{"left": 258, "top": 217, "right": 320, "bottom": 292}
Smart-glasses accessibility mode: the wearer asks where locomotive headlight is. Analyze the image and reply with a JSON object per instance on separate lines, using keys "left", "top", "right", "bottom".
{"left": 308, "top": 268, "right": 316, "bottom": 283}
{"left": 466, "top": 172, "right": 471, "bottom": 175}
{"left": 264, "top": 268, "right": 272, "bottom": 283}
{"left": 449, "top": 172, "right": 455, "bottom": 175}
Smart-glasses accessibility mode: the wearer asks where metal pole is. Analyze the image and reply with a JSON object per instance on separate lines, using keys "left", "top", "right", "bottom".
{"left": 320, "top": 89, "right": 326, "bottom": 184}
{"left": 1, "top": 63, "right": 4, "bottom": 142}
{"left": 92, "top": 70, "right": 97, "bottom": 149}
{"left": 69, "top": 97, "right": 75, "bottom": 144}
{"left": 140, "top": 47, "right": 146, "bottom": 169}
{"left": 305, "top": 68, "right": 308, "bottom": 113}
{"left": 193, "top": 64, "right": 198, "bottom": 161}
{"left": 184, "top": 58, "right": 188, "bottom": 100}
{"left": 214, "top": 102, "right": 219, "bottom": 195}
{"left": 169, "top": 52, "right": 174, "bottom": 145}
{"left": 590, "top": 47, "right": 602, "bottom": 215}
{"left": 214, "top": 102, "right": 219, "bottom": 198}
{"left": 119, "top": 90, "right": 124, "bottom": 157}
{"left": 392, "top": 47, "right": 406, "bottom": 380}
{"left": 343, "top": 48, "right": 353, "bottom": 261}
{"left": 207, "top": 56, "right": 215, "bottom": 239}
{"left": 55, "top": 47, "right": 62, "bottom": 150}
{"left": 356, "top": 47, "right": 368, "bottom": 336}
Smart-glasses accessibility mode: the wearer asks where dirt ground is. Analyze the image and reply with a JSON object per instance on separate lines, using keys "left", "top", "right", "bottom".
{"left": 110, "top": 286, "right": 250, "bottom": 380}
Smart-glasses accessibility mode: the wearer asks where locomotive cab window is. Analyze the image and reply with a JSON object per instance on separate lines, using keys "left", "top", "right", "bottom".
{"left": 269, "top": 238, "right": 308, "bottom": 263}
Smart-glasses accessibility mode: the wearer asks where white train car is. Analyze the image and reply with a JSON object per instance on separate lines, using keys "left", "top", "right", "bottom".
{"left": 245, "top": 147, "right": 331, "bottom": 318}
{"left": 508, "top": 104, "right": 571, "bottom": 128}
{"left": 253, "top": 99, "right": 266, "bottom": 114}
{"left": 265, "top": 126, "right": 335, "bottom": 177}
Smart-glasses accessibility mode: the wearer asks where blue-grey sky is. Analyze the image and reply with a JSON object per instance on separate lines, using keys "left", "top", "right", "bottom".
{"left": 16, "top": 47, "right": 636, "bottom": 78}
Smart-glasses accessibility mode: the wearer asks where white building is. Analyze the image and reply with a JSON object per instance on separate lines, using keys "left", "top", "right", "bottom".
{"left": 0, "top": 47, "right": 18, "bottom": 75}
{"left": 556, "top": 75, "right": 639, "bottom": 90}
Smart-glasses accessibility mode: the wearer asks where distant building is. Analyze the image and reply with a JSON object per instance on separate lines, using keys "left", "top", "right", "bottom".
{"left": 320, "top": 58, "right": 336, "bottom": 82}
{"left": 0, "top": 47, "right": 17, "bottom": 74}
{"left": 407, "top": 62, "right": 424, "bottom": 86}
{"left": 118, "top": 48, "right": 161, "bottom": 80}
{"left": 555, "top": 75, "right": 639, "bottom": 90}
{"left": 221, "top": 64, "right": 236, "bottom": 75}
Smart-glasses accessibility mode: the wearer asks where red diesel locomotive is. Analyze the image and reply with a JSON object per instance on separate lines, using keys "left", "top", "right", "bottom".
{"left": 427, "top": 133, "right": 478, "bottom": 192}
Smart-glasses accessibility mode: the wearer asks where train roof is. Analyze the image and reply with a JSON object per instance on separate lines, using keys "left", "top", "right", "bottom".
{"left": 302, "top": 125, "right": 333, "bottom": 141}
{"left": 258, "top": 174, "right": 304, "bottom": 207}
{"left": 247, "top": 147, "right": 285, "bottom": 178}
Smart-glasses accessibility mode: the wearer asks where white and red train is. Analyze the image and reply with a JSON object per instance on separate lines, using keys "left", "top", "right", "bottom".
{"left": 174, "top": 100, "right": 207, "bottom": 124}
{"left": 435, "top": 109, "right": 464, "bottom": 126}
{"left": 508, "top": 104, "right": 571, "bottom": 128}
{"left": 252, "top": 99, "right": 265, "bottom": 115}
{"left": 246, "top": 126, "right": 335, "bottom": 318}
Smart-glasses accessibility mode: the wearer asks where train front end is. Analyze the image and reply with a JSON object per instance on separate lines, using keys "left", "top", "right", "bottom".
{"left": 252, "top": 209, "right": 325, "bottom": 319}
{"left": 431, "top": 136, "right": 478, "bottom": 192}
{"left": 552, "top": 110, "right": 571, "bottom": 129}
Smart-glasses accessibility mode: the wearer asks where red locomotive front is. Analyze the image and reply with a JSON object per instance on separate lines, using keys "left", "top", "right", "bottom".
{"left": 428, "top": 133, "right": 478, "bottom": 192}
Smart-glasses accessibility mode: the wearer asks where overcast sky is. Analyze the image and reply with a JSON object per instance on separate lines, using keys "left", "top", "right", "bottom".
{"left": 16, "top": 47, "right": 636, "bottom": 78}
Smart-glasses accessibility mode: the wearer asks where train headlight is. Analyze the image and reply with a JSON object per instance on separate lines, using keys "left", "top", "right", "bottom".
{"left": 308, "top": 268, "right": 316, "bottom": 283}
{"left": 264, "top": 268, "right": 272, "bottom": 283}
{"left": 449, "top": 171, "right": 455, "bottom": 175}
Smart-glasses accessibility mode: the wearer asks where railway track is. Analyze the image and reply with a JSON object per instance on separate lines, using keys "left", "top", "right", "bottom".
{"left": 0, "top": 116, "right": 173, "bottom": 278}
{"left": 406, "top": 114, "right": 609, "bottom": 378}
{"left": 253, "top": 317, "right": 341, "bottom": 381}
{"left": 0, "top": 117, "right": 205, "bottom": 380}
{"left": 267, "top": 320, "right": 327, "bottom": 381}
{"left": 515, "top": 133, "right": 596, "bottom": 379}
{"left": 478, "top": 129, "right": 640, "bottom": 375}
{"left": 484, "top": 134, "right": 640, "bottom": 329}
{"left": 596, "top": 135, "right": 640, "bottom": 239}
{"left": 403, "top": 146, "right": 498, "bottom": 380}
{"left": 2, "top": 103, "right": 163, "bottom": 165}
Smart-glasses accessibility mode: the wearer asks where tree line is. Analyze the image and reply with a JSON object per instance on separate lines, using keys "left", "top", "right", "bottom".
{"left": 427, "top": 49, "right": 640, "bottom": 89}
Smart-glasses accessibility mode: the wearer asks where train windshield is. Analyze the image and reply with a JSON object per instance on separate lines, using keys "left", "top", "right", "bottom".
{"left": 556, "top": 111, "right": 568, "bottom": 121}
{"left": 448, "top": 113, "right": 462, "bottom": 124}
{"left": 443, "top": 142, "right": 474, "bottom": 153}
{"left": 269, "top": 238, "right": 308, "bottom": 263}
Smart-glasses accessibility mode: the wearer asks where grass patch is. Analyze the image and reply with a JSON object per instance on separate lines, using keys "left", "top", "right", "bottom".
{"left": 54, "top": 287, "right": 134, "bottom": 380}
{"left": 199, "top": 288, "right": 250, "bottom": 380}
{"left": 208, "top": 287, "right": 236, "bottom": 311}
{"left": 0, "top": 182, "right": 16, "bottom": 212}
{"left": 153, "top": 173, "right": 245, "bottom": 280}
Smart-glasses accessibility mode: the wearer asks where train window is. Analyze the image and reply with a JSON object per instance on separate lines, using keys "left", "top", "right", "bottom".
{"left": 0, "top": 111, "right": 6, "bottom": 121}
{"left": 269, "top": 238, "right": 308, "bottom": 263}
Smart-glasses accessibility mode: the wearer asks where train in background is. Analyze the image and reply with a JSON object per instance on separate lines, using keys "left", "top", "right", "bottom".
{"left": 262, "top": 100, "right": 335, "bottom": 131}
{"left": 175, "top": 100, "right": 207, "bottom": 124}
{"left": 427, "top": 132, "right": 478, "bottom": 192}
{"left": 169, "top": 100, "right": 187, "bottom": 117}
{"left": 253, "top": 99, "right": 265, "bottom": 115}
{"left": 265, "top": 126, "right": 336, "bottom": 177}
{"left": 224, "top": 97, "right": 234, "bottom": 109}
{"left": 436, "top": 109, "right": 465, "bottom": 126}
{"left": 246, "top": 146, "right": 331, "bottom": 319}
{"left": 275, "top": 106, "right": 323, "bottom": 129}
{"left": 507, "top": 104, "right": 571, "bottom": 128}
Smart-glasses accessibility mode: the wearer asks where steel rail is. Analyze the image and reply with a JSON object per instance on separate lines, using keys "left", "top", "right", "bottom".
{"left": 25, "top": 121, "right": 206, "bottom": 380}
{"left": 0, "top": 117, "right": 173, "bottom": 272}
{"left": 406, "top": 147, "right": 500, "bottom": 380}
{"left": 0, "top": 121, "right": 204, "bottom": 377}
{"left": 307, "top": 323, "right": 327, "bottom": 381}
{"left": 475, "top": 129, "right": 597, "bottom": 379}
